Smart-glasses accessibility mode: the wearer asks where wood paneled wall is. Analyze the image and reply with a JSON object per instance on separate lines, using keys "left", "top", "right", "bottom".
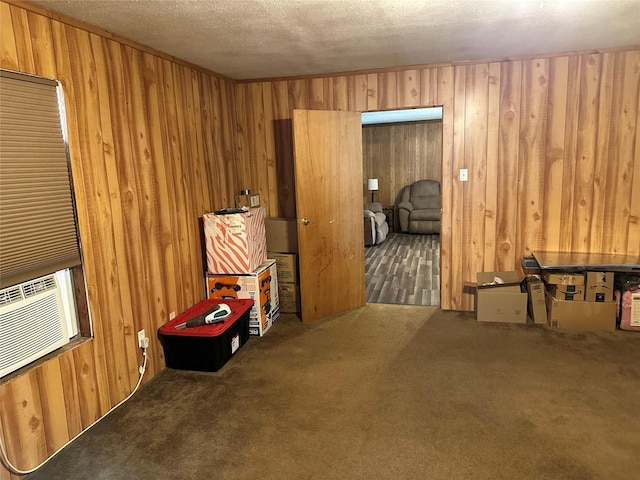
{"left": 234, "top": 50, "right": 640, "bottom": 312}
{"left": 362, "top": 121, "right": 443, "bottom": 206}
{"left": 0, "top": 2, "right": 237, "bottom": 476}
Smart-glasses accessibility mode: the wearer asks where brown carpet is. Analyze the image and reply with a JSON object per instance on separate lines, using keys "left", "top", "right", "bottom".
{"left": 26, "top": 305, "right": 640, "bottom": 480}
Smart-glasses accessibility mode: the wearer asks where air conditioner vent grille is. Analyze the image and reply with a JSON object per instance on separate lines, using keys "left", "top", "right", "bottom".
{"left": 22, "top": 276, "right": 57, "bottom": 298}
{"left": 0, "top": 286, "right": 23, "bottom": 307}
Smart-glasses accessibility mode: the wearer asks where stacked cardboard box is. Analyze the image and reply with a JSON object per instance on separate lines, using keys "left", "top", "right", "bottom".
{"left": 543, "top": 271, "right": 616, "bottom": 332}
{"left": 525, "top": 277, "right": 547, "bottom": 324}
{"left": 203, "top": 207, "right": 279, "bottom": 336}
{"left": 202, "top": 207, "right": 267, "bottom": 274}
{"left": 205, "top": 260, "right": 279, "bottom": 337}
{"left": 475, "top": 271, "right": 528, "bottom": 324}
{"left": 265, "top": 217, "right": 300, "bottom": 314}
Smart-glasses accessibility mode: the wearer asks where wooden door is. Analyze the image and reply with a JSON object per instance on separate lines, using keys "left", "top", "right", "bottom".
{"left": 292, "top": 109, "right": 365, "bottom": 323}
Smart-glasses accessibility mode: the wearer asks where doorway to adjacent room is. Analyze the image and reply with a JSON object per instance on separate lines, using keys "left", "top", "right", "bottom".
{"left": 361, "top": 107, "right": 443, "bottom": 307}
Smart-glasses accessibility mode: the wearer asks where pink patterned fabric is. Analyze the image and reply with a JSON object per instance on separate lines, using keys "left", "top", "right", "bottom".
{"left": 618, "top": 288, "right": 640, "bottom": 332}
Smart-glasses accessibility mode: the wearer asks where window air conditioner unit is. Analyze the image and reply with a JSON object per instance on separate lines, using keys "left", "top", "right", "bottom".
{"left": 0, "top": 274, "right": 70, "bottom": 378}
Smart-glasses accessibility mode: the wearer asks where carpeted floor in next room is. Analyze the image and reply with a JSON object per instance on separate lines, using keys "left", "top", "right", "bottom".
{"left": 25, "top": 305, "right": 640, "bottom": 480}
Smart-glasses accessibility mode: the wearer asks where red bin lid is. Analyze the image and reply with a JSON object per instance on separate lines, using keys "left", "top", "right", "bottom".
{"left": 158, "top": 299, "right": 253, "bottom": 337}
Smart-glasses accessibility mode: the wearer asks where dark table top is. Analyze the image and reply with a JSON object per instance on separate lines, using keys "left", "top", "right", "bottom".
{"left": 532, "top": 251, "right": 640, "bottom": 271}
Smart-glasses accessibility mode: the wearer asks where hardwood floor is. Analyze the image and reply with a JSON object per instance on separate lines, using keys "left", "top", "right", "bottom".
{"left": 365, "top": 232, "right": 440, "bottom": 306}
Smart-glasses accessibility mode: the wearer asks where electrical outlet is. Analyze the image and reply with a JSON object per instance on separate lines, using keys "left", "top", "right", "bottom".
{"left": 459, "top": 169, "right": 468, "bottom": 182}
{"left": 137, "top": 329, "right": 146, "bottom": 348}
{"left": 169, "top": 311, "right": 176, "bottom": 321}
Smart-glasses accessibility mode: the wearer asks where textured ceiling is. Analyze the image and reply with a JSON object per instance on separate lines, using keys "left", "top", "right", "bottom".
{"left": 28, "top": 0, "right": 640, "bottom": 79}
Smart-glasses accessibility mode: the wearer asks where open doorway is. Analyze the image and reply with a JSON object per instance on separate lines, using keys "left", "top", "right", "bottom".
{"left": 361, "top": 107, "right": 443, "bottom": 306}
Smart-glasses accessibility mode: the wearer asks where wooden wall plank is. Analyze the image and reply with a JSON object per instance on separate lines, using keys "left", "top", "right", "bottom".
{"left": 484, "top": 62, "right": 501, "bottom": 271}
{"left": 590, "top": 53, "right": 615, "bottom": 250}
{"left": 250, "top": 82, "right": 268, "bottom": 204}
{"left": 0, "top": 372, "right": 46, "bottom": 472}
{"left": 272, "top": 80, "right": 296, "bottom": 217}
{"left": 462, "top": 64, "right": 489, "bottom": 310}
{"left": 377, "top": 71, "right": 397, "bottom": 110}
{"left": 262, "top": 82, "right": 278, "bottom": 216}
{"left": 517, "top": 58, "right": 549, "bottom": 258}
{"left": 288, "top": 78, "right": 309, "bottom": 109}
{"left": 220, "top": 78, "right": 239, "bottom": 205}
{"left": 0, "top": 417, "right": 12, "bottom": 480}
{"left": 8, "top": 5, "right": 35, "bottom": 74}
{"left": 421, "top": 67, "right": 439, "bottom": 107}
{"left": 437, "top": 66, "right": 455, "bottom": 310}
{"left": 397, "top": 69, "right": 420, "bottom": 108}
{"left": 25, "top": 11, "right": 56, "bottom": 78}
{"left": 558, "top": 55, "right": 581, "bottom": 253}
{"left": 607, "top": 50, "right": 640, "bottom": 254}
{"left": 571, "top": 54, "right": 601, "bottom": 252}
{"left": 35, "top": 358, "right": 70, "bottom": 455}
{"left": 542, "top": 56, "right": 569, "bottom": 251}
{"left": 347, "top": 74, "right": 368, "bottom": 112}
{"left": 234, "top": 83, "right": 249, "bottom": 196}
{"left": 366, "top": 73, "right": 378, "bottom": 111}
{"left": 58, "top": 350, "right": 82, "bottom": 438}
{"left": 0, "top": 2, "right": 19, "bottom": 70}
{"left": 333, "top": 76, "right": 348, "bottom": 111}
{"left": 495, "top": 61, "right": 522, "bottom": 271}
{"left": 309, "top": 77, "right": 328, "bottom": 109}
{"left": 72, "top": 341, "right": 101, "bottom": 427}
{"left": 450, "top": 65, "right": 467, "bottom": 309}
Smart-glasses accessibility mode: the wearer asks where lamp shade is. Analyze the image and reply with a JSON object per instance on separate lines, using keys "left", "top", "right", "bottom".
{"left": 367, "top": 178, "right": 379, "bottom": 191}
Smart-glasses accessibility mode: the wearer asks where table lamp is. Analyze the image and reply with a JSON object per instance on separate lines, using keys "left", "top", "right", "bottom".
{"left": 367, "top": 178, "right": 379, "bottom": 203}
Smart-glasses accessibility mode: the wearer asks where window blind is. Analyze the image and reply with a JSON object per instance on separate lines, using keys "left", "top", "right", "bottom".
{"left": 0, "top": 70, "right": 81, "bottom": 289}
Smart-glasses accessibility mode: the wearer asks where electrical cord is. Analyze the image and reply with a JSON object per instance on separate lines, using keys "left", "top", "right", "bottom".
{"left": 0, "top": 347, "right": 148, "bottom": 476}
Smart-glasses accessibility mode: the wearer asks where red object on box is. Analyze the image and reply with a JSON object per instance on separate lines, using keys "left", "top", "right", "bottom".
{"left": 158, "top": 299, "right": 253, "bottom": 371}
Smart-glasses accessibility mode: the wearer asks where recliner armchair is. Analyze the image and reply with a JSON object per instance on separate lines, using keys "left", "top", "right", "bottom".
{"left": 364, "top": 202, "right": 389, "bottom": 246}
{"left": 395, "top": 180, "right": 441, "bottom": 234}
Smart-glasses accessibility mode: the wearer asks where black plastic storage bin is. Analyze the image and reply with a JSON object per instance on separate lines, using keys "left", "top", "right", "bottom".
{"left": 158, "top": 298, "right": 253, "bottom": 372}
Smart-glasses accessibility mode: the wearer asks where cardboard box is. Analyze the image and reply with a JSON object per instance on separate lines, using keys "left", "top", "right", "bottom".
{"left": 546, "top": 292, "right": 616, "bottom": 332}
{"left": 476, "top": 271, "right": 527, "bottom": 324}
{"left": 265, "top": 217, "right": 298, "bottom": 253}
{"left": 205, "top": 260, "right": 279, "bottom": 336}
{"left": 268, "top": 252, "right": 298, "bottom": 284}
{"left": 547, "top": 284, "right": 585, "bottom": 301}
{"left": 526, "top": 278, "right": 547, "bottom": 324}
{"left": 543, "top": 272, "right": 584, "bottom": 286}
{"left": 235, "top": 193, "right": 260, "bottom": 209}
{"left": 278, "top": 283, "right": 301, "bottom": 313}
{"left": 585, "top": 272, "right": 614, "bottom": 302}
{"left": 203, "top": 207, "right": 267, "bottom": 274}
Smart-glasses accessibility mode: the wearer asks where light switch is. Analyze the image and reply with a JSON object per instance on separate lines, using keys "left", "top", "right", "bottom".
{"left": 459, "top": 169, "right": 468, "bottom": 182}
